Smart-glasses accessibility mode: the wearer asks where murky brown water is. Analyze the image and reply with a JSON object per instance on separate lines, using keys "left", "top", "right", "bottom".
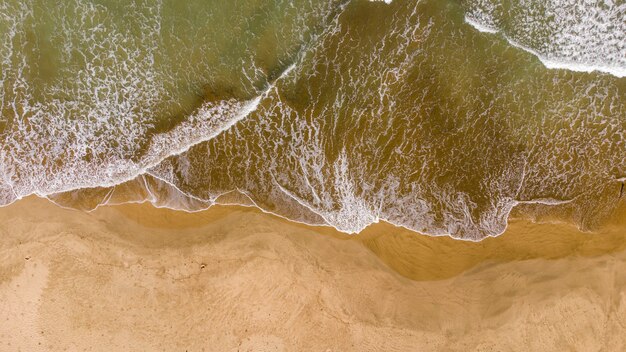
{"left": 1, "top": 0, "right": 624, "bottom": 239}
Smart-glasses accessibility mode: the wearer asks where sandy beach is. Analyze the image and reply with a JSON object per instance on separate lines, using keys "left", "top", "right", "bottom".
{"left": 1, "top": 0, "right": 624, "bottom": 350}
{"left": 1, "top": 197, "right": 625, "bottom": 351}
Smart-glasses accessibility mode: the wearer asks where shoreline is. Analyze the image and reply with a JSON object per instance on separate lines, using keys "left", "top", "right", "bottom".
{"left": 2, "top": 196, "right": 626, "bottom": 350}
{"left": 6, "top": 195, "right": 626, "bottom": 277}
{"left": 21, "top": 179, "right": 625, "bottom": 243}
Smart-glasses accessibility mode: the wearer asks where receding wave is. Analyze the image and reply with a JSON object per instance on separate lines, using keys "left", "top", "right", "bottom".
{"left": 1, "top": 0, "right": 625, "bottom": 240}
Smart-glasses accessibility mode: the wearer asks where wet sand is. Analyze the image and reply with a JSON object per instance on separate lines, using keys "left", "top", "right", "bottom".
{"left": 1, "top": 196, "right": 625, "bottom": 351}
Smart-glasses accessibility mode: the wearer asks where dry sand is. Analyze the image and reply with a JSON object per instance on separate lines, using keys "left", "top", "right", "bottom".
{"left": 1, "top": 196, "right": 626, "bottom": 351}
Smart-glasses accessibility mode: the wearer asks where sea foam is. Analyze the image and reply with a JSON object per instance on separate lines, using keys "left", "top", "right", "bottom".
{"left": 464, "top": 0, "right": 626, "bottom": 77}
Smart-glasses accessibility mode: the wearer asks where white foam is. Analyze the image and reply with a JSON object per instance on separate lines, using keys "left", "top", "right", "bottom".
{"left": 464, "top": 0, "right": 626, "bottom": 78}
{"left": 0, "top": 0, "right": 306, "bottom": 208}
{"left": 505, "top": 36, "right": 626, "bottom": 78}
{"left": 464, "top": 15, "right": 498, "bottom": 34}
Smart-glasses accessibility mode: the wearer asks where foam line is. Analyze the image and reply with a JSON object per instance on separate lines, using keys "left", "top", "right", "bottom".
{"left": 464, "top": 15, "right": 626, "bottom": 78}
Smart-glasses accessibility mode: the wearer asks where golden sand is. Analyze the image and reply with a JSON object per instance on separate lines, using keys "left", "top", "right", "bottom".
{"left": 1, "top": 197, "right": 625, "bottom": 351}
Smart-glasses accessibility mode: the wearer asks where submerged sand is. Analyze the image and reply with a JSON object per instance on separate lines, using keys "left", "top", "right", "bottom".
{"left": 1, "top": 197, "right": 625, "bottom": 351}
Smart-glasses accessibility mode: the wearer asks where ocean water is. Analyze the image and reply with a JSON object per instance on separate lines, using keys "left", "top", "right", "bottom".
{"left": 0, "top": 0, "right": 624, "bottom": 240}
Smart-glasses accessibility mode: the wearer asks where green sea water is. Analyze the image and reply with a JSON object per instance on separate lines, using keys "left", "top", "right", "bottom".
{"left": 1, "top": 0, "right": 625, "bottom": 239}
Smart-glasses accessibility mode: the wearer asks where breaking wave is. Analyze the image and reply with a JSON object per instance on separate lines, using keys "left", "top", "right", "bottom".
{"left": 464, "top": 0, "right": 626, "bottom": 77}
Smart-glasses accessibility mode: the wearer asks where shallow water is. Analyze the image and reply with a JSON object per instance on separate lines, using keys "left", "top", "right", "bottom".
{"left": 1, "top": 0, "right": 624, "bottom": 239}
